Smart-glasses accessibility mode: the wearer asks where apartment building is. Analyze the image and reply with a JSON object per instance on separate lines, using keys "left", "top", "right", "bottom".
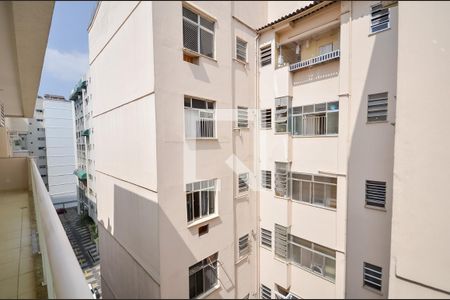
{"left": 258, "top": 1, "right": 397, "bottom": 298}
{"left": 29, "top": 94, "right": 78, "bottom": 209}
{"left": 89, "top": 1, "right": 269, "bottom": 298}
{"left": 26, "top": 96, "right": 49, "bottom": 187}
{"left": 88, "top": 1, "right": 450, "bottom": 299}
{"left": 70, "top": 73, "right": 97, "bottom": 221}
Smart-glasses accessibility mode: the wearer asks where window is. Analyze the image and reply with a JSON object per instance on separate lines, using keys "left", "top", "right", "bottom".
{"left": 288, "top": 234, "right": 336, "bottom": 281}
{"left": 275, "top": 162, "right": 290, "bottom": 197}
{"left": 365, "top": 180, "right": 386, "bottom": 208}
{"left": 261, "top": 170, "right": 271, "bottom": 189}
{"left": 239, "top": 234, "right": 250, "bottom": 257}
{"left": 291, "top": 173, "right": 337, "bottom": 209}
{"left": 274, "top": 224, "right": 288, "bottom": 260}
{"left": 183, "top": 6, "right": 215, "bottom": 58}
{"left": 260, "top": 109, "right": 272, "bottom": 129}
{"left": 36, "top": 109, "right": 43, "bottom": 113}
{"left": 260, "top": 45, "right": 271, "bottom": 67}
{"left": 36, "top": 119, "right": 43, "bottom": 122}
{"left": 38, "top": 147, "right": 46, "bottom": 150}
{"left": 367, "top": 92, "right": 388, "bottom": 122}
{"left": 189, "top": 253, "right": 218, "bottom": 298}
{"left": 236, "top": 37, "right": 247, "bottom": 62}
{"left": 363, "top": 262, "right": 382, "bottom": 291}
{"left": 319, "top": 43, "right": 333, "bottom": 55}
{"left": 261, "top": 228, "right": 272, "bottom": 248}
{"left": 371, "top": 3, "right": 390, "bottom": 33}
{"left": 185, "top": 97, "right": 215, "bottom": 138}
{"left": 275, "top": 97, "right": 290, "bottom": 133}
{"left": 292, "top": 101, "right": 339, "bottom": 136}
{"left": 237, "top": 106, "right": 248, "bottom": 128}
{"left": 186, "top": 179, "right": 216, "bottom": 223}
{"left": 238, "top": 173, "right": 249, "bottom": 193}
{"left": 39, "top": 165, "right": 46, "bottom": 169}
{"left": 261, "top": 285, "right": 271, "bottom": 299}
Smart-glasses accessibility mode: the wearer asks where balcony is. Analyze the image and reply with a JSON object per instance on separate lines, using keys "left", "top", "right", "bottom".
{"left": 0, "top": 157, "right": 92, "bottom": 298}
{"left": 289, "top": 50, "right": 340, "bottom": 72}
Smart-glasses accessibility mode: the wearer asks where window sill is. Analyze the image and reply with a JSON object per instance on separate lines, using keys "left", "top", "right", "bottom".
{"left": 187, "top": 214, "right": 219, "bottom": 229}
{"left": 366, "top": 120, "right": 389, "bottom": 125}
{"left": 236, "top": 254, "right": 249, "bottom": 265}
{"left": 364, "top": 204, "right": 387, "bottom": 212}
{"left": 195, "top": 283, "right": 221, "bottom": 299}
{"left": 290, "top": 262, "right": 336, "bottom": 284}
{"left": 362, "top": 284, "right": 383, "bottom": 296}
{"left": 183, "top": 48, "right": 217, "bottom": 63}
{"left": 235, "top": 192, "right": 249, "bottom": 200}
{"left": 233, "top": 127, "right": 250, "bottom": 130}
{"left": 186, "top": 137, "right": 218, "bottom": 141}
{"left": 368, "top": 26, "right": 391, "bottom": 37}
{"left": 274, "top": 195, "right": 290, "bottom": 201}
{"left": 292, "top": 134, "right": 338, "bottom": 139}
{"left": 292, "top": 199, "right": 337, "bottom": 212}
{"left": 260, "top": 245, "right": 272, "bottom": 252}
{"left": 233, "top": 58, "right": 248, "bottom": 66}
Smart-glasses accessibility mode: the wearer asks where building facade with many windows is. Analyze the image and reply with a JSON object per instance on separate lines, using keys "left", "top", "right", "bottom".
{"left": 88, "top": 1, "right": 450, "bottom": 299}
{"left": 70, "top": 73, "right": 97, "bottom": 221}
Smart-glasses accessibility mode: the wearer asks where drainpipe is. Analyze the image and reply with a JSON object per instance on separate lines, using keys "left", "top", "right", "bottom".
{"left": 254, "top": 31, "right": 261, "bottom": 299}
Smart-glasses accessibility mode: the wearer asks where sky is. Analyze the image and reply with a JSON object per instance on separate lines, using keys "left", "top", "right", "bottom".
{"left": 38, "top": 1, "right": 97, "bottom": 99}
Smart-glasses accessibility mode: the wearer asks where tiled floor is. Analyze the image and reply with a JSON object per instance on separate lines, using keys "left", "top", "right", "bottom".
{"left": 0, "top": 190, "right": 46, "bottom": 299}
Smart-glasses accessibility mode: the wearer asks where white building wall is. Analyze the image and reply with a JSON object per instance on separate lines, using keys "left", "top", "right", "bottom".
{"left": 43, "top": 98, "right": 77, "bottom": 208}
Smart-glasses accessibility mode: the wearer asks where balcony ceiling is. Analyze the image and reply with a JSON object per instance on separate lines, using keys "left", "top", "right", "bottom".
{"left": 0, "top": 1, "right": 54, "bottom": 118}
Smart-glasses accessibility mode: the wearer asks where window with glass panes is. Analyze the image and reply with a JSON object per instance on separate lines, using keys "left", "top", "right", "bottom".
{"left": 292, "top": 101, "right": 339, "bottom": 136}
{"left": 189, "top": 253, "right": 218, "bottom": 298}
{"left": 183, "top": 6, "right": 215, "bottom": 58}
{"left": 186, "top": 179, "right": 216, "bottom": 223}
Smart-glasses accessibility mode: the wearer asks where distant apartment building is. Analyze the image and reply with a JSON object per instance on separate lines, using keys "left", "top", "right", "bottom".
{"left": 31, "top": 94, "right": 78, "bottom": 209}
{"left": 27, "top": 96, "right": 48, "bottom": 187}
{"left": 70, "top": 73, "right": 97, "bottom": 221}
{"left": 88, "top": 1, "right": 450, "bottom": 299}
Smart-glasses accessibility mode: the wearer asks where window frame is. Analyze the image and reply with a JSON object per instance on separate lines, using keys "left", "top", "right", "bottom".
{"left": 261, "top": 284, "right": 272, "bottom": 299}
{"left": 238, "top": 234, "right": 250, "bottom": 258}
{"left": 236, "top": 36, "right": 248, "bottom": 63}
{"left": 275, "top": 162, "right": 290, "bottom": 198}
{"left": 261, "top": 228, "right": 272, "bottom": 249}
{"left": 184, "top": 96, "right": 216, "bottom": 139}
{"left": 367, "top": 92, "right": 388, "bottom": 123}
{"left": 186, "top": 179, "right": 217, "bottom": 224}
{"left": 236, "top": 106, "right": 249, "bottom": 129}
{"left": 238, "top": 173, "right": 249, "bottom": 194}
{"left": 260, "top": 109, "right": 272, "bottom": 129}
{"left": 363, "top": 262, "right": 383, "bottom": 291}
{"left": 183, "top": 6, "right": 216, "bottom": 59}
{"left": 365, "top": 180, "right": 386, "bottom": 209}
{"left": 370, "top": 3, "right": 390, "bottom": 34}
{"left": 261, "top": 170, "right": 272, "bottom": 190}
{"left": 275, "top": 97, "right": 290, "bottom": 134}
{"left": 189, "top": 253, "right": 219, "bottom": 298}
{"left": 260, "top": 44, "right": 272, "bottom": 67}
{"left": 291, "top": 101, "right": 339, "bottom": 136}
{"left": 290, "top": 172, "right": 337, "bottom": 209}
{"left": 288, "top": 233, "right": 337, "bottom": 282}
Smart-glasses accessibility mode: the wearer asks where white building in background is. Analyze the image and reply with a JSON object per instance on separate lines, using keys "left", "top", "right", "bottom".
{"left": 27, "top": 96, "right": 48, "bottom": 187}
{"left": 70, "top": 73, "right": 97, "bottom": 221}
{"left": 39, "top": 94, "right": 78, "bottom": 209}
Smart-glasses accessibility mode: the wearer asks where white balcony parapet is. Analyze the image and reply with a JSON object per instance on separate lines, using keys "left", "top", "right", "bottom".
{"left": 289, "top": 49, "right": 340, "bottom": 72}
{"left": 29, "top": 158, "right": 93, "bottom": 299}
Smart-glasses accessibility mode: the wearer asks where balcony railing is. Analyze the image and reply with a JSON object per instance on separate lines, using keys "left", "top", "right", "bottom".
{"left": 289, "top": 49, "right": 340, "bottom": 72}
{"left": 29, "top": 158, "right": 93, "bottom": 298}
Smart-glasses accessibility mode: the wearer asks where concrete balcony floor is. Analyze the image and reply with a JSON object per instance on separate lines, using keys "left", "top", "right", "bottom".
{"left": 0, "top": 190, "right": 46, "bottom": 299}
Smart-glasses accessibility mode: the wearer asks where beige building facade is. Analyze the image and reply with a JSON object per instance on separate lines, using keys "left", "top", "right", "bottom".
{"left": 88, "top": 1, "right": 450, "bottom": 299}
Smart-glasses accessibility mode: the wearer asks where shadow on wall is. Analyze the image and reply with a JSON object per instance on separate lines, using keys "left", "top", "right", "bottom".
{"left": 98, "top": 183, "right": 230, "bottom": 299}
{"left": 344, "top": 4, "right": 397, "bottom": 298}
{"left": 293, "top": 60, "right": 339, "bottom": 86}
